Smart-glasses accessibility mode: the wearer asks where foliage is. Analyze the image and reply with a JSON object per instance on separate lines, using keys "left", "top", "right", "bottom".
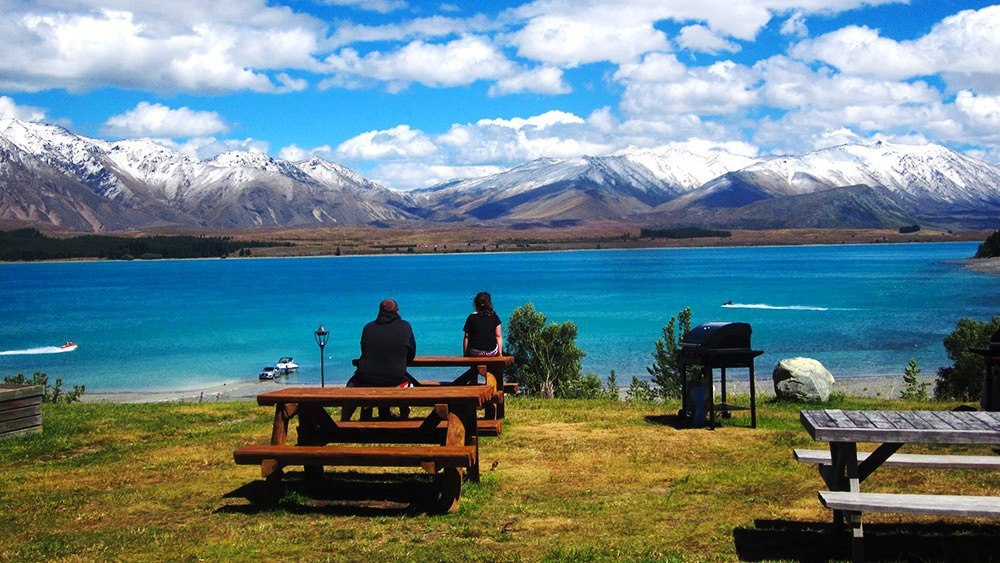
{"left": 3, "top": 372, "right": 85, "bottom": 403}
{"left": 934, "top": 315, "right": 1000, "bottom": 401}
{"left": 899, "top": 359, "right": 930, "bottom": 401}
{"left": 646, "top": 307, "right": 693, "bottom": 399}
{"left": 640, "top": 227, "right": 731, "bottom": 239}
{"left": 975, "top": 229, "right": 1000, "bottom": 258}
{"left": 0, "top": 228, "right": 291, "bottom": 261}
{"left": 898, "top": 224, "right": 920, "bottom": 234}
{"left": 605, "top": 370, "right": 620, "bottom": 398}
{"left": 560, "top": 373, "right": 613, "bottom": 399}
{"left": 505, "top": 303, "right": 586, "bottom": 398}
{"left": 625, "top": 376, "right": 656, "bottom": 402}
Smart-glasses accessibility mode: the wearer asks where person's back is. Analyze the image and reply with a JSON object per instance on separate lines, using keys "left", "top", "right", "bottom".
{"left": 353, "top": 299, "right": 416, "bottom": 387}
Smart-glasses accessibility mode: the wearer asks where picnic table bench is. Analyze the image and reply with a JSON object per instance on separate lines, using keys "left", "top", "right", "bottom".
{"left": 798, "top": 409, "right": 1000, "bottom": 562}
{"left": 234, "top": 383, "right": 498, "bottom": 512}
{"left": 354, "top": 355, "right": 516, "bottom": 421}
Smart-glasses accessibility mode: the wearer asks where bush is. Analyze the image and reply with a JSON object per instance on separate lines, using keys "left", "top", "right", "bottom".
{"left": 625, "top": 376, "right": 656, "bottom": 402}
{"left": 975, "top": 229, "right": 1000, "bottom": 258}
{"left": 646, "top": 307, "right": 692, "bottom": 399}
{"left": 934, "top": 315, "right": 1000, "bottom": 401}
{"left": 3, "top": 372, "right": 85, "bottom": 403}
{"left": 900, "top": 358, "right": 930, "bottom": 401}
{"left": 505, "top": 303, "right": 586, "bottom": 398}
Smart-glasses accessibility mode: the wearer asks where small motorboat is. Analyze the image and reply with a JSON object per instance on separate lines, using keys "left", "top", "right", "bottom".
{"left": 59, "top": 341, "right": 78, "bottom": 352}
{"left": 276, "top": 356, "right": 299, "bottom": 374}
{"left": 259, "top": 366, "right": 279, "bottom": 380}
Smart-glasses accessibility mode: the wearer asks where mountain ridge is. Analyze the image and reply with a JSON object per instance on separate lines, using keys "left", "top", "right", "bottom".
{"left": 1, "top": 118, "right": 998, "bottom": 232}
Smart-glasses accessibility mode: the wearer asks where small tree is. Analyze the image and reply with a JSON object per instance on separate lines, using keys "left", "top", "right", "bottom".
{"left": 625, "top": 376, "right": 655, "bottom": 402}
{"left": 505, "top": 303, "right": 586, "bottom": 398}
{"left": 3, "top": 372, "right": 85, "bottom": 403}
{"left": 934, "top": 315, "right": 1000, "bottom": 401}
{"left": 646, "top": 307, "right": 692, "bottom": 399}
{"left": 900, "top": 358, "right": 930, "bottom": 401}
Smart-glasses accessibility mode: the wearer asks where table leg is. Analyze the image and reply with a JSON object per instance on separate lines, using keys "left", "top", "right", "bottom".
{"left": 707, "top": 366, "right": 716, "bottom": 430}
{"left": 748, "top": 364, "right": 757, "bottom": 428}
{"left": 452, "top": 403, "right": 480, "bottom": 482}
{"left": 262, "top": 403, "right": 297, "bottom": 478}
{"left": 830, "top": 442, "right": 864, "bottom": 562}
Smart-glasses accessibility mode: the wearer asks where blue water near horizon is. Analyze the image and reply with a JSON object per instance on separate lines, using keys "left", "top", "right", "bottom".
{"left": 0, "top": 242, "right": 997, "bottom": 392}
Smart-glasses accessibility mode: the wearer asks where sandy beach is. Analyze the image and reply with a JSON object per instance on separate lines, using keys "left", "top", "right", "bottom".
{"left": 80, "top": 373, "right": 923, "bottom": 403}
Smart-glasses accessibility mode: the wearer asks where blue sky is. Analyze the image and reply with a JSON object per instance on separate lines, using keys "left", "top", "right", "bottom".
{"left": 1, "top": 0, "right": 998, "bottom": 189}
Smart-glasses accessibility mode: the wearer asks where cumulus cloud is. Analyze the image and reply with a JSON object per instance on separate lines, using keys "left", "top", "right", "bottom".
{"left": 0, "top": 3, "right": 321, "bottom": 94}
{"left": 781, "top": 13, "right": 809, "bottom": 39}
{"left": 508, "top": 14, "right": 669, "bottom": 66}
{"left": 489, "top": 66, "right": 571, "bottom": 96}
{"left": 619, "top": 60, "right": 759, "bottom": 117}
{"left": 0, "top": 96, "right": 47, "bottom": 122}
{"left": 336, "top": 125, "right": 437, "bottom": 160}
{"left": 102, "top": 102, "right": 229, "bottom": 138}
{"left": 320, "top": 0, "right": 408, "bottom": 13}
{"left": 321, "top": 36, "right": 516, "bottom": 91}
{"left": 676, "top": 25, "right": 740, "bottom": 55}
{"left": 791, "top": 6, "right": 1000, "bottom": 86}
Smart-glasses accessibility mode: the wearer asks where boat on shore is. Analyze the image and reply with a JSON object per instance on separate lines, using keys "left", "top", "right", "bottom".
{"left": 276, "top": 356, "right": 299, "bottom": 374}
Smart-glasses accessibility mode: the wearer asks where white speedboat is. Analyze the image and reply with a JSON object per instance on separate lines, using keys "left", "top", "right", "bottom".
{"left": 259, "top": 366, "right": 279, "bottom": 380}
{"left": 276, "top": 356, "right": 299, "bottom": 374}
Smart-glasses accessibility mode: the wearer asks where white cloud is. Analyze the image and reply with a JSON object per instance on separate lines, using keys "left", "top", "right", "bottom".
{"left": 0, "top": 96, "right": 47, "bottom": 122}
{"left": 0, "top": 4, "right": 322, "bottom": 93}
{"left": 321, "top": 36, "right": 516, "bottom": 91}
{"left": 337, "top": 125, "right": 437, "bottom": 160}
{"left": 368, "top": 162, "right": 505, "bottom": 190}
{"left": 102, "top": 102, "right": 229, "bottom": 138}
{"left": 791, "top": 6, "right": 1000, "bottom": 86}
{"left": 327, "top": 15, "right": 495, "bottom": 48}
{"left": 508, "top": 14, "right": 669, "bottom": 66}
{"left": 320, "top": 0, "right": 408, "bottom": 14}
{"left": 619, "top": 60, "right": 759, "bottom": 117}
{"left": 489, "top": 66, "right": 571, "bottom": 96}
{"left": 676, "top": 25, "right": 740, "bottom": 55}
{"left": 781, "top": 13, "right": 808, "bottom": 39}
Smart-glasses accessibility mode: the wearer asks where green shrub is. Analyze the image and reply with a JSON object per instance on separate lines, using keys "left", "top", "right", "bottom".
{"left": 3, "top": 372, "right": 85, "bottom": 403}
{"left": 975, "top": 229, "right": 1000, "bottom": 258}
{"left": 934, "top": 316, "right": 1000, "bottom": 401}
{"left": 505, "top": 303, "right": 586, "bottom": 398}
{"left": 899, "top": 358, "right": 930, "bottom": 401}
{"left": 646, "top": 307, "right": 692, "bottom": 399}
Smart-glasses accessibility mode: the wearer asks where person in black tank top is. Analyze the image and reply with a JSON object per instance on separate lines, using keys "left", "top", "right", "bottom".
{"left": 463, "top": 292, "right": 502, "bottom": 356}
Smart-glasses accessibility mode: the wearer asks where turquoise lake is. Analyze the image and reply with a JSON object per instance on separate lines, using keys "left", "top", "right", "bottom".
{"left": 0, "top": 242, "right": 997, "bottom": 392}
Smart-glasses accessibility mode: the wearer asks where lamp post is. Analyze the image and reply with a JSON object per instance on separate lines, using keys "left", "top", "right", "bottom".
{"left": 314, "top": 325, "right": 330, "bottom": 387}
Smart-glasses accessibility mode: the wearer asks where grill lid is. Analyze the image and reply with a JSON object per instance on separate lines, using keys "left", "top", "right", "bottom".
{"left": 680, "top": 322, "right": 752, "bottom": 350}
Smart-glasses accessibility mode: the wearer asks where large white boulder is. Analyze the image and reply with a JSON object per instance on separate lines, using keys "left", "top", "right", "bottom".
{"left": 772, "top": 357, "right": 835, "bottom": 402}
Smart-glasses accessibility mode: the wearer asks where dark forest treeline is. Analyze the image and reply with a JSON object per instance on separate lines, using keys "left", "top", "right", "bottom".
{"left": 640, "top": 227, "right": 732, "bottom": 239}
{"left": 0, "top": 228, "right": 291, "bottom": 261}
{"left": 976, "top": 229, "right": 1000, "bottom": 258}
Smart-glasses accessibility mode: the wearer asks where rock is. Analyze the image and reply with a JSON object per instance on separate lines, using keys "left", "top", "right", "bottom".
{"left": 773, "top": 357, "right": 835, "bottom": 402}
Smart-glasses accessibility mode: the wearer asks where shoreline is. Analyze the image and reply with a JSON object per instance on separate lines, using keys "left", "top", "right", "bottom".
{"left": 80, "top": 373, "right": 923, "bottom": 404}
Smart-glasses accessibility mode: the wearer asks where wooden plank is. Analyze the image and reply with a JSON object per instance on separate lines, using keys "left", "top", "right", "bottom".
{"left": 0, "top": 415, "right": 42, "bottom": 435}
{"left": 882, "top": 410, "right": 917, "bottom": 430}
{"left": 826, "top": 410, "right": 856, "bottom": 429}
{"left": 932, "top": 411, "right": 977, "bottom": 432}
{"left": 966, "top": 411, "right": 1000, "bottom": 432}
{"left": 864, "top": 411, "right": 896, "bottom": 430}
{"left": 257, "top": 386, "right": 495, "bottom": 408}
{"left": 0, "top": 385, "right": 44, "bottom": 402}
{"left": 0, "top": 405, "right": 41, "bottom": 423}
{"left": 0, "top": 396, "right": 43, "bottom": 410}
{"left": 900, "top": 411, "right": 937, "bottom": 430}
{"left": 0, "top": 425, "right": 41, "bottom": 438}
{"left": 794, "top": 449, "right": 1000, "bottom": 470}
{"left": 843, "top": 411, "right": 877, "bottom": 428}
{"left": 819, "top": 491, "right": 1000, "bottom": 518}
{"left": 234, "top": 444, "right": 476, "bottom": 468}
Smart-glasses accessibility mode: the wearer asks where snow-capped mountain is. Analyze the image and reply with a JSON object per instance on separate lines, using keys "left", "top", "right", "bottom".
{"left": 0, "top": 118, "right": 419, "bottom": 231}
{"left": 1, "top": 117, "right": 997, "bottom": 232}
{"left": 652, "top": 141, "right": 1000, "bottom": 228}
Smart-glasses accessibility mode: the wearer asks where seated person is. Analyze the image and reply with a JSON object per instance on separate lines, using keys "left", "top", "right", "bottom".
{"left": 344, "top": 298, "right": 416, "bottom": 420}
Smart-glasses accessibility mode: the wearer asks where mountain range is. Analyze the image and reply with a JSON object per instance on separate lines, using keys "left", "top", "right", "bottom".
{"left": 1, "top": 118, "right": 998, "bottom": 232}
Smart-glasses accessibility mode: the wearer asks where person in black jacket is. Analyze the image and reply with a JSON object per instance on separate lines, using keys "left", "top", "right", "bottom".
{"left": 344, "top": 299, "right": 416, "bottom": 420}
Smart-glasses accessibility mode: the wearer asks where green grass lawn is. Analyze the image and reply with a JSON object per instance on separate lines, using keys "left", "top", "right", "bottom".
{"left": 2, "top": 395, "right": 998, "bottom": 562}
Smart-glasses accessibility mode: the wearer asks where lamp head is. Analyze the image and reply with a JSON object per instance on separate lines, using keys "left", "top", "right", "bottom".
{"left": 314, "top": 325, "right": 330, "bottom": 347}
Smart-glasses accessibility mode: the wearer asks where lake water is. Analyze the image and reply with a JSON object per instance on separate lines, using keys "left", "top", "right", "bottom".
{"left": 0, "top": 242, "right": 997, "bottom": 392}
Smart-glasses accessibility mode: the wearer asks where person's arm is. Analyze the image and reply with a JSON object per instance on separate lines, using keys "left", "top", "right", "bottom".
{"left": 406, "top": 330, "right": 416, "bottom": 363}
{"left": 463, "top": 333, "right": 470, "bottom": 355}
{"left": 495, "top": 324, "right": 503, "bottom": 355}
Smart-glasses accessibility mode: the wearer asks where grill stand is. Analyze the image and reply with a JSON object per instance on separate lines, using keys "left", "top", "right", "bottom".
{"left": 679, "top": 349, "right": 763, "bottom": 429}
{"left": 971, "top": 347, "right": 1000, "bottom": 411}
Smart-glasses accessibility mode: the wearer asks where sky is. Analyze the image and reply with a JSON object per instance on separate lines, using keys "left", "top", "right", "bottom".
{"left": 1, "top": 0, "right": 998, "bottom": 190}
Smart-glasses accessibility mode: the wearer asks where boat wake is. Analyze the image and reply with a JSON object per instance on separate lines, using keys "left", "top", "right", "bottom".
{"left": 722, "top": 303, "right": 836, "bottom": 312}
{"left": 0, "top": 346, "right": 77, "bottom": 356}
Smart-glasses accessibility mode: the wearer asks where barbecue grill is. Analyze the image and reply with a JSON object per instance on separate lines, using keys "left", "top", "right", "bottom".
{"left": 971, "top": 330, "right": 1000, "bottom": 410}
{"left": 677, "top": 322, "right": 763, "bottom": 429}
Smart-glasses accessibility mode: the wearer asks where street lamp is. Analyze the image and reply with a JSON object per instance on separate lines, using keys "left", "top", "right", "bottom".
{"left": 314, "top": 325, "right": 330, "bottom": 387}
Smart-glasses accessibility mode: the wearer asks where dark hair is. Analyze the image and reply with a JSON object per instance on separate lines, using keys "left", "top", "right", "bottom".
{"left": 379, "top": 298, "right": 398, "bottom": 313}
{"left": 473, "top": 292, "right": 493, "bottom": 315}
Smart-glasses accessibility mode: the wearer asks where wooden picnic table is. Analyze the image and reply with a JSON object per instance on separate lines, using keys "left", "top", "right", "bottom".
{"left": 234, "top": 384, "right": 498, "bottom": 512}
{"left": 799, "top": 409, "right": 1000, "bottom": 561}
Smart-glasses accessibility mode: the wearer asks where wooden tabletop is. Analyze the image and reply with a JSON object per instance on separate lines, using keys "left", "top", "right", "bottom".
{"left": 257, "top": 386, "right": 497, "bottom": 408}
{"left": 801, "top": 409, "right": 1000, "bottom": 445}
